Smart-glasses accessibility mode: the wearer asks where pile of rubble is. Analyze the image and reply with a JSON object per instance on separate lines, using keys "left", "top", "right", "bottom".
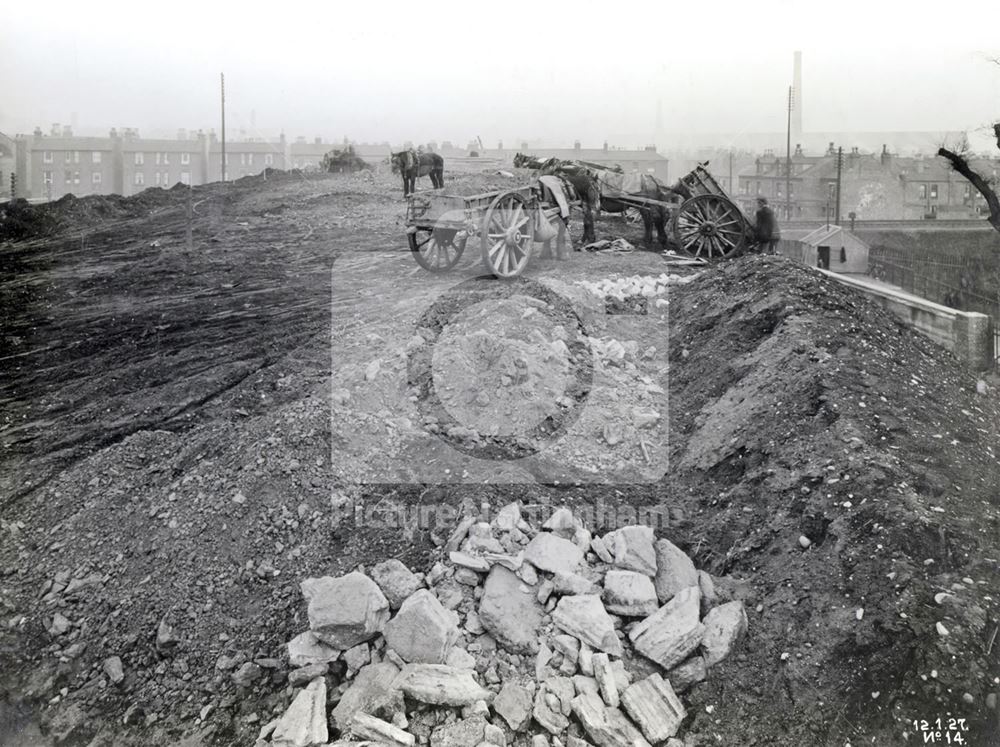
{"left": 255, "top": 506, "right": 748, "bottom": 747}
{"left": 574, "top": 273, "right": 699, "bottom": 307}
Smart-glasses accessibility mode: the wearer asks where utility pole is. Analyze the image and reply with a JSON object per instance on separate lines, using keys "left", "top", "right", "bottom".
{"left": 786, "top": 86, "right": 794, "bottom": 220}
{"left": 835, "top": 146, "right": 843, "bottom": 226}
{"left": 221, "top": 72, "right": 227, "bottom": 183}
{"left": 729, "top": 149, "right": 734, "bottom": 194}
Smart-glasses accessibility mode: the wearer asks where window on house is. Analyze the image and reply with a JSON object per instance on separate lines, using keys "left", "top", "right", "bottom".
{"left": 156, "top": 152, "right": 161, "bottom": 165}
{"left": 247, "top": 154, "right": 254, "bottom": 165}
{"left": 43, "top": 171, "right": 53, "bottom": 184}
{"left": 919, "top": 184, "right": 927, "bottom": 199}
{"left": 240, "top": 153, "right": 246, "bottom": 165}
{"left": 839, "top": 246, "right": 847, "bottom": 263}
{"left": 65, "top": 152, "right": 72, "bottom": 163}
{"left": 64, "top": 170, "right": 73, "bottom": 183}
{"left": 180, "top": 171, "right": 190, "bottom": 185}
{"left": 181, "top": 153, "right": 190, "bottom": 165}
{"left": 92, "top": 152, "right": 101, "bottom": 163}
{"left": 135, "top": 152, "right": 144, "bottom": 165}
{"left": 265, "top": 154, "right": 273, "bottom": 166}
{"left": 224, "top": 154, "right": 229, "bottom": 165}
{"left": 73, "top": 171, "right": 80, "bottom": 184}
{"left": 755, "top": 181, "right": 761, "bottom": 194}
{"left": 134, "top": 172, "right": 144, "bottom": 186}
{"left": 92, "top": 172, "right": 102, "bottom": 184}
{"left": 43, "top": 151, "right": 53, "bottom": 163}
{"left": 163, "top": 172, "right": 170, "bottom": 185}
{"left": 73, "top": 151, "right": 79, "bottom": 163}
{"left": 827, "top": 183, "right": 836, "bottom": 199}
{"left": 155, "top": 172, "right": 161, "bottom": 185}
{"left": 930, "top": 184, "right": 938, "bottom": 199}
{"left": 163, "top": 153, "right": 169, "bottom": 165}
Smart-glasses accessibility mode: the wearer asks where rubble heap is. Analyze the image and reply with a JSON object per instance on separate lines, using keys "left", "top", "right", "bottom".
{"left": 256, "top": 505, "right": 748, "bottom": 747}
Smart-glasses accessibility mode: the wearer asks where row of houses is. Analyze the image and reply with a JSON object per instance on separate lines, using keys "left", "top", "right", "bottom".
{"left": 736, "top": 143, "right": 1000, "bottom": 221}
{"left": 3, "top": 126, "right": 355, "bottom": 200}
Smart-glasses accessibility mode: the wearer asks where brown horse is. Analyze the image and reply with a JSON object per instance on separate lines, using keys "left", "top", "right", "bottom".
{"left": 391, "top": 150, "right": 444, "bottom": 196}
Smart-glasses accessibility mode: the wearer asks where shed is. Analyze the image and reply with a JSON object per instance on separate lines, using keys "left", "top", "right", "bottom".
{"left": 778, "top": 224, "right": 869, "bottom": 274}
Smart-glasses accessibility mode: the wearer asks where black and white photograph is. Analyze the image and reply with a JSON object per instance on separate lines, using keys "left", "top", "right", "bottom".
{"left": 4, "top": 1, "right": 1000, "bottom": 745}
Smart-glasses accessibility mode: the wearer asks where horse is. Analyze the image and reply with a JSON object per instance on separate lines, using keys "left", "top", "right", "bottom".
{"left": 390, "top": 150, "right": 444, "bottom": 196}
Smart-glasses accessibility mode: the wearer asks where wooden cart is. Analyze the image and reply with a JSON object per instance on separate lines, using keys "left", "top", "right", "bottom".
{"left": 405, "top": 186, "right": 568, "bottom": 278}
{"left": 668, "top": 164, "right": 755, "bottom": 260}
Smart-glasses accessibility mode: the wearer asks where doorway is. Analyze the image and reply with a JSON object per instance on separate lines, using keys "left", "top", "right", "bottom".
{"left": 817, "top": 245, "right": 831, "bottom": 269}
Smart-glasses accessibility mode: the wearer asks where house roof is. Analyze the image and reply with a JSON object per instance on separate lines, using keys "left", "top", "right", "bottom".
{"left": 799, "top": 225, "right": 869, "bottom": 248}
{"left": 31, "top": 136, "right": 114, "bottom": 151}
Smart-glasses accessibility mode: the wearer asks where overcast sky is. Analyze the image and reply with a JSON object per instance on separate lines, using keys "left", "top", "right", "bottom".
{"left": 3, "top": 0, "right": 1000, "bottom": 149}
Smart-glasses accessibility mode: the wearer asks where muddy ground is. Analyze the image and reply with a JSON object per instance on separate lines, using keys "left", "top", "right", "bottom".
{"left": 2, "top": 168, "right": 1000, "bottom": 746}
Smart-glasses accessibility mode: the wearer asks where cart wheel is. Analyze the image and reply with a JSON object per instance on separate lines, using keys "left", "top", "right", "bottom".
{"left": 673, "top": 194, "right": 748, "bottom": 260}
{"left": 409, "top": 226, "right": 467, "bottom": 272}
{"left": 481, "top": 191, "right": 533, "bottom": 278}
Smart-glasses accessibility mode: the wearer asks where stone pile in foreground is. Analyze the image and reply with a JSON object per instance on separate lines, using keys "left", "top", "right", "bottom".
{"left": 256, "top": 505, "right": 748, "bottom": 747}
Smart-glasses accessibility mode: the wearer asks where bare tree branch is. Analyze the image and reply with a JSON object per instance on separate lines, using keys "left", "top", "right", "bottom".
{"left": 938, "top": 147, "right": 1000, "bottom": 233}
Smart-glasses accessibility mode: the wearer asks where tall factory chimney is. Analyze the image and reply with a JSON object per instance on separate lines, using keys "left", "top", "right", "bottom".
{"left": 792, "top": 51, "right": 803, "bottom": 142}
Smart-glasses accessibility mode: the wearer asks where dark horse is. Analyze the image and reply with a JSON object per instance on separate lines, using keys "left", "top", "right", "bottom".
{"left": 514, "top": 153, "right": 677, "bottom": 246}
{"left": 390, "top": 150, "right": 444, "bottom": 196}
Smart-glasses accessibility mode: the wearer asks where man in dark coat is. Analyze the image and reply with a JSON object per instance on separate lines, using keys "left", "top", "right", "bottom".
{"left": 754, "top": 197, "right": 780, "bottom": 254}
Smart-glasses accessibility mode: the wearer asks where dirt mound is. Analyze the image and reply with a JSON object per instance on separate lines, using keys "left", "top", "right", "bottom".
{"left": 2, "top": 170, "right": 1000, "bottom": 746}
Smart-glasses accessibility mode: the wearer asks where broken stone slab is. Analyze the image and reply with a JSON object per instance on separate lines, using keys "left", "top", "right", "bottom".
{"left": 572, "top": 675, "right": 600, "bottom": 698}
{"left": 552, "top": 635, "right": 580, "bottom": 674}
{"left": 629, "top": 586, "right": 704, "bottom": 671}
{"left": 445, "top": 518, "right": 477, "bottom": 553}
{"left": 591, "top": 653, "right": 618, "bottom": 708}
{"left": 494, "top": 504, "right": 522, "bottom": 532}
{"left": 288, "top": 662, "right": 329, "bottom": 687}
{"left": 271, "top": 677, "right": 328, "bottom": 747}
{"left": 533, "top": 686, "right": 570, "bottom": 735}
{"left": 384, "top": 589, "right": 460, "bottom": 664}
{"left": 611, "top": 527, "right": 656, "bottom": 576}
{"left": 483, "top": 553, "right": 522, "bottom": 572}
{"left": 371, "top": 560, "right": 422, "bottom": 610}
{"left": 465, "top": 523, "right": 505, "bottom": 554}
{"left": 543, "top": 508, "right": 580, "bottom": 539}
{"left": 653, "top": 539, "right": 698, "bottom": 604}
{"left": 445, "top": 646, "right": 477, "bottom": 670}
{"left": 331, "top": 662, "right": 403, "bottom": 732}
{"left": 450, "top": 552, "right": 492, "bottom": 572}
{"left": 602, "top": 571, "right": 658, "bottom": 617}
{"left": 666, "top": 655, "right": 706, "bottom": 693}
{"left": 430, "top": 716, "right": 487, "bottom": 747}
{"left": 301, "top": 572, "right": 390, "bottom": 649}
{"left": 345, "top": 642, "right": 371, "bottom": 674}
{"left": 103, "top": 656, "right": 124, "bottom": 684}
{"left": 483, "top": 723, "right": 506, "bottom": 746}
{"left": 620, "top": 673, "right": 686, "bottom": 743}
{"left": 570, "top": 690, "right": 652, "bottom": 747}
{"left": 287, "top": 630, "right": 342, "bottom": 668}
{"left": 578, "top": 641, "right": 594, "bottom": 676}
{"left": 589, "top": 536, "right": 614, "bottom": 564}
{"left": 552, "top": 571, "right": 600, "bottom": 596}
{"left": 397, "top": 664, "right": 492, "bottom": 706}
{"left": 697, "top": 570, "right": 718, "bottom": 616}
{"left": 552, "top": 595, "right": 622, "bottom": 656}
{"left": 494, "top": 682, "right": 534, "bottom": 731}
{"left": 523, "top": 533, "right": 584, "bottom": 575}
{"left": 352, "top": 713, "right": 415, "bottom": 747}
{"left": 478, "top": 566, "right": 544, "bottom": 654}
{"left": 701, "top": 600, "right": 748, "bottom": 667}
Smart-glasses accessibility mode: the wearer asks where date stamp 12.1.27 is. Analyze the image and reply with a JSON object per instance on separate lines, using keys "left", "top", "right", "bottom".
{"left": 910, "top": 717, "right": 971, "bottom": 744}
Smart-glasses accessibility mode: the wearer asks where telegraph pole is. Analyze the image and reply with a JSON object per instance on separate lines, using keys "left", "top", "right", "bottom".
{"left": 835, "top": 146, "right": 843, "bottom": 226}
{"left": 786, "top": 86, "right": 794, "bottom": 220}
{"left": 221, "top": 72, "right": 227, "bottom": 183}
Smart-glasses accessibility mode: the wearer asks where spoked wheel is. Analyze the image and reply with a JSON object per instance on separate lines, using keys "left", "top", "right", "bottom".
{"left": 673, "top": 194, "right": 748, "bottom": 260}
{"left": 481, "top": 191, "right": 534, "bottom": 278}
{"left": 408, "top": 225, "right": 467, "bottom": 272}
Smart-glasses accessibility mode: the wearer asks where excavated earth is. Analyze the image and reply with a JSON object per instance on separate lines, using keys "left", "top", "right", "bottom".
{"left": 2, "top": 168, "right": 1000, "bottom": 746}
